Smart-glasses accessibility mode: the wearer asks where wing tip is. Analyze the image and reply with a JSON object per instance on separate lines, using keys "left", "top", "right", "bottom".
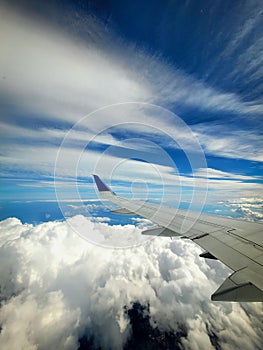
{"left": 92, "top": 175, "right": 114, "bottom": 193}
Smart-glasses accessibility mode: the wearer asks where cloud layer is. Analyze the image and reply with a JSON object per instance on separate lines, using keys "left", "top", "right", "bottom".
{"left": 0, "top": 216, "right": 262, "bottom": 349}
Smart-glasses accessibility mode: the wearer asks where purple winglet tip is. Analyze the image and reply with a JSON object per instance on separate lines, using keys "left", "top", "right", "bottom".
{"left": 93, "top": 175, "right": 111, "bottom": 192}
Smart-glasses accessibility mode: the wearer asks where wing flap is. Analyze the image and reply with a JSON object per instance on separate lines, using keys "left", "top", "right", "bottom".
{"left": 212, "top": 264, "right": 263, "bottom": 301}
{"left": 193, "top": 232, "right": 251, "bottom": 271}
{"left": 142, "top": 226, "right": 177, "bottom": 237}
{"left": 212, "top": 274, "right": 263, "bottom": 302}
{"left": 111, "top": 208, "right": 135, "bottom": 215}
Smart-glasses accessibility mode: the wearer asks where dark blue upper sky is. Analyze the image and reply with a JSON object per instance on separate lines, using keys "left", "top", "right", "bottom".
{"left": 15, "top": 0, "right": 263, "bottom": 99}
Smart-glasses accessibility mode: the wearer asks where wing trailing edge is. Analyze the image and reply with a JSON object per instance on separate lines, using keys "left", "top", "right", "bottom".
{"left": 110, "top": 208, "right": 135, "bottom": 215}
{"left": 142, "top": 225, "right": 179, "bottom": 237}
{"left": 212, "top": 271, "right": 263, "bottom": 302}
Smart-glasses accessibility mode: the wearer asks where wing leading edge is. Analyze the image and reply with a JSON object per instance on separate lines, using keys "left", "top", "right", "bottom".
{"left": 93, "top": 175, "right": 263, "bottom": 302}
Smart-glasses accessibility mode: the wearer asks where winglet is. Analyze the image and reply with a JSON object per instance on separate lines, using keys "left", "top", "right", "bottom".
{"left": 92, "top": 175, "right": 114, "bottom": 194}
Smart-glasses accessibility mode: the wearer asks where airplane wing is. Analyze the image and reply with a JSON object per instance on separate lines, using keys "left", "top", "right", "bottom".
{"left": 93, "top": 175, "right": 263, "bottom": 302}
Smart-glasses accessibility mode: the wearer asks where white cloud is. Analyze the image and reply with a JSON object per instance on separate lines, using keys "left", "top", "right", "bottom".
{"left": 193, "top": 125, "right": 263, "bottom": 162}
{"left": 0, "top": 216, "right": 262, "bottom": 350}
{"left": 2, "top": 139, "right": 262, "bottom": 195}
{"left": 222, "top": 197, "right": 263, "bottom": 222}
{"left": 0, "top": 5, "right": 151, "bottom": 122}
{"left": 131, "top": 217, "right": 153, "bottom": 229}
{"left": 93, "top": 216, "right": 111, "bottom": 223}
{"left": 195, "top": 167, "right": 261, "bottom": 181}
{"left": 226, "top": 3, "right": 263, "bottom": 93}
{"left": 181, "top": 317, "right": 215, "bottom": 350}
{"left": 1, "top": 3, "right": 262, "bottom": 123}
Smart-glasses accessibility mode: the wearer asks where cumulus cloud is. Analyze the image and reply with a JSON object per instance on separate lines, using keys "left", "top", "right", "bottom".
{"left": 93, "top": 217, "right": 111, "bottom": 223}
{"left": 0, "top": 216, "right": 262, "bottom": 350}
{"left": 131, "top": 217, "right": 154, "bottom": 229}
{"left": 222, "top": 198, "right": 263, "bottom": 222}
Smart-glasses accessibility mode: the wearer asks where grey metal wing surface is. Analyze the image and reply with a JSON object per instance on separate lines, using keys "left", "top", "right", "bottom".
{"left": 93, "top": 175, "right": 263, "bottom": 302}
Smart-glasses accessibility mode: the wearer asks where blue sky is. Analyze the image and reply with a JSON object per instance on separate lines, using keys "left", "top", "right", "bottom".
{"left": 1, "top": 0, "right": 263, "bottom": 221}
